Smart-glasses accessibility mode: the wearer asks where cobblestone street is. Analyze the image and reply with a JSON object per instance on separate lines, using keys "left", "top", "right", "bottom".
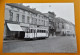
{"left": 3, "top": 36, "right": 77, "bottom": 53}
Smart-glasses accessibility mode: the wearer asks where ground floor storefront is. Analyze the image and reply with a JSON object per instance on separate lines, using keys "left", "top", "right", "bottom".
{"left": 4, "top": 23, "right": 25, "bottom": 40}
{"left": 4, "top": 22, "right": 49, "bottom": 40}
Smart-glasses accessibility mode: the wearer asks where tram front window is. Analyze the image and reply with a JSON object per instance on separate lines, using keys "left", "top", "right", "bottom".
{"left": 26, "top": 29, "right": 30, "bottom": 33}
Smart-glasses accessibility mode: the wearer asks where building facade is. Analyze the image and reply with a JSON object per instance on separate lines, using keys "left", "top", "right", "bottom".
{"left": 44, "top": 12, "right": 56, "bottom": 36}
{"left": 54, "top": 17, "right": 75, "bottom": 36}
{"left": 4, "top": 3, "right": 49, "bottom": 39}
{"left": 44, "top": 12, "right": 75, "bottom": 37}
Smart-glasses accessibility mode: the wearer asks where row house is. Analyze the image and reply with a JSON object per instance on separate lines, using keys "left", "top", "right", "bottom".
{"left": 44, "top": 11, "right": 56, "bottom": 36}
{"left": 61, "top": 20, "right": 75, "bottom": 36}
{"left": 4, "top": 3, "right": 49, "bottom": 39}
{"left": 54, "top": 17, "right": 75, "bottom": 36}
{"left": 44, "top": 12, "right": 75, "bottom": 36}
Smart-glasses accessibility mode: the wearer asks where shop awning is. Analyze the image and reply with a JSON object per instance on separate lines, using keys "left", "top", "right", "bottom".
{"left": 7, "top": 23, "right": 23, "bottom": 31}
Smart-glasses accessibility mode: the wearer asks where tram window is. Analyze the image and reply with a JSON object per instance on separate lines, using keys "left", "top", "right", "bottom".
{"left": 26, "top": 29, "right": 30, "bottom": 33}
{"left": 42, "top": 30, "right": 43, "bottom": 33}
{"left": 33, "top": 30, "right": 35, "bottom": 33}
{"left": 42, "top": 30, "right": 44, "bottom": 33}
{"left": 37, "top": 30, "right": 39, "bottom": 32}
{"left": 44, "top": 30, "right": 46, "bottom": 33}
{"left": 26, "top": 31, "right": 28, "bottom": 33}
{"left": 30, "top": 29, "right": 32, "bottom": 33}
{"left": 29, "top": 30, "right": 31, "bottom": 33}
{"left": 34, "top": 30, "right": 35, "bottom": 33}
{"left": 39, "top": 30, "right": 41, "bottom": 33}
{"left": 39, "top": 30, "right": 40, "bottom": 33}
{"left": 37, "top": 30, "right": 38, "bottom": 32}
{"left": 34, "top": 30, "right": 36, "bottom": 33}
{"left": 40, "top": 30, "right": 41, "bottom": 33}
{"left": 46, "top": 31, "right": 47, "bottom": 33}
{"left": 32, "top": 29, "right": 34, "bottom": 33}
{"left": 41, "top": 30, "right": 42, "bottom": 33}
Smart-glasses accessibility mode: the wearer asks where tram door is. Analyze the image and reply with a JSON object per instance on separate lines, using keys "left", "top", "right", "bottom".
{"left": 33, "top": 29, "right": 36, "bottom": 38}
{"left": 32, "top": 29, "right": 36, "bottom": 38}
{"left": 24, "top": 29, "right": 29, "bottom": 38}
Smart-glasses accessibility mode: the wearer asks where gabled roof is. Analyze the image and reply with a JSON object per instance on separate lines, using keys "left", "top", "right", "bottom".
{"left": 54, "top": 17, "right": 67, "bottom": 23}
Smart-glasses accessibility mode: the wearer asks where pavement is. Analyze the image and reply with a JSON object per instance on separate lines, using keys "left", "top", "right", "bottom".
{"left": 3, "top": 36, "right": 77, "bottom": 53}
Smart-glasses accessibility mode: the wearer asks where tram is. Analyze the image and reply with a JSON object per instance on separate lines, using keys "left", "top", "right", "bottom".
{"left": 24, "top": 28, "right": 49, "bottom": 39}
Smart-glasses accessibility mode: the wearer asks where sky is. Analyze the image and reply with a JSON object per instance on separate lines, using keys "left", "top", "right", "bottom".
{"left": 23, "top": 3, "right": 75, "bottom": 24}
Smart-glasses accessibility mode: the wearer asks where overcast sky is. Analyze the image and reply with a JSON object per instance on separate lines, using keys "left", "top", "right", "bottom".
{"left": 23, "top": 3, "right": 75, "bottom": 24}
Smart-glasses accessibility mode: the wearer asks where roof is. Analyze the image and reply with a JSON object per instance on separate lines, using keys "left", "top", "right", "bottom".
{"left": 6, "top": 3, "right": 48, "bottom": 18}
{"left": 54, "top": 17, "right": 67, "bottom": 23}
{"left": 44, "top": 13, "right": 56, "bottom": 18}
{"left": 55, "top": 17, "right": 75, "bottom": 26}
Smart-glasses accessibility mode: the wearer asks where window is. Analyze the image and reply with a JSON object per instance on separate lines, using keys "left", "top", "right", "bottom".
{"left": 35, "top": 19, "right": 37, "bottom": 24}
{"left": 36, "top": 14, "right": 37, "bottom": 17}
{"left": 44, "top": 21, "right": 45, "bottom": 26}
{"left": 38, "top": 15, "right": 40, "bottom": 17}
{"left": 16, "top": 14, "right": 19, "bottom": 22}
{"left": 26, "top": 29, "right": 30, "bottom": 33}
{"left": 37, "top": 30, "right": 39, "bottom": 32}
{"left": 58, "top": 23, "right": 60, "bottom": 28}
{"left": 37, "top": 30, "right": 41, "bottom": 33}
{"left": 42, "top": 30, "right": 44, "bottom": 33}
{"left": 27, "top": 16, "right": 30, "bottom": 23}
{"left": 22, "top": 15, "right": 25, "bottom": 23}
{"left": 62, "top": 23, "right": 64, "bottom": 29}
{"left": 39, "top": 19, "right": 40, "bottom": 21}
{"left": 31, "top": 18, "right": 33, "bottom": 24}
{"left": 9, "top": 10, "right": 13, "bottom": 21}
{"left": 30, "top": 29, "right": 33, "bottom": 33}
